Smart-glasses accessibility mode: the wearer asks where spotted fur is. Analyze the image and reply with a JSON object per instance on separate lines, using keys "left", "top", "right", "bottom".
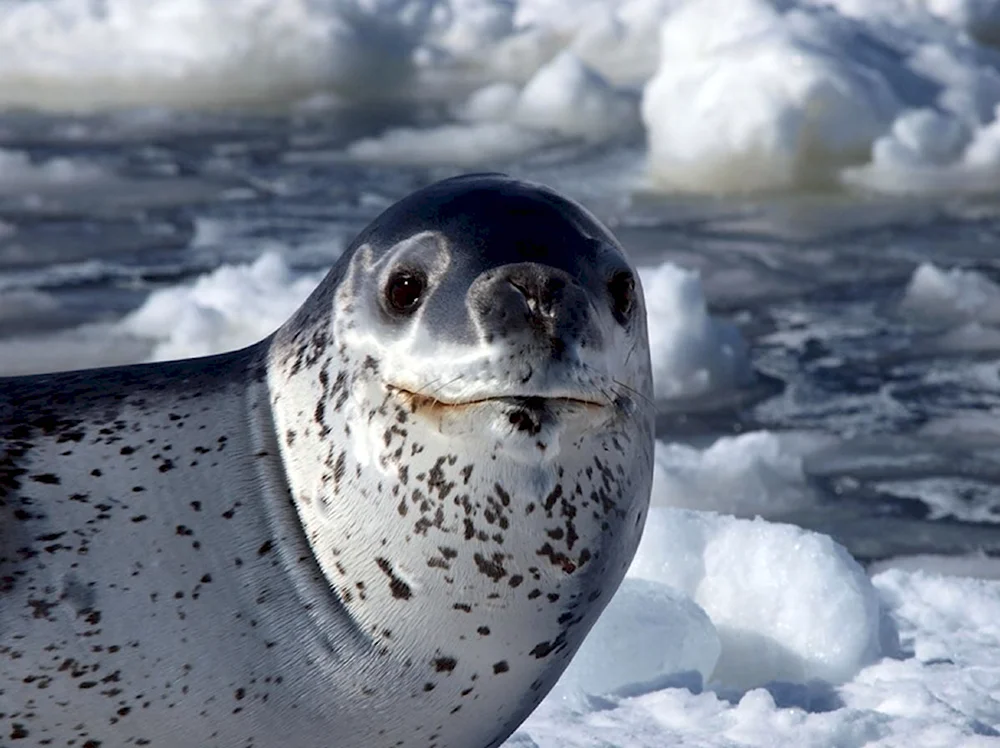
{"left": 0, "top": 174, "right": 654, "bottom": 747}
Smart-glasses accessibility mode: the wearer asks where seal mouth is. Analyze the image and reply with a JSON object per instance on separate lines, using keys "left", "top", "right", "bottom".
{"left": 386, "top": 387, "right": 608, "bottom": 412}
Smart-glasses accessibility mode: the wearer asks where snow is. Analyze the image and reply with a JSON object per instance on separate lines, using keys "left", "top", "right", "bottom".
{"left": 651, "top": 431, "right": 832, "bottom": 516}
{"left": 640, "top": 0, "right": 899, "bottom": 192}
{"left": 7, "top": 0, "right": 1000, "bottom": 195}
{"left": 900, "top": 262, "right": 1000, "bottom": 327}
{"left": 511, "top": 51, "right": 640, "bottom": 142}
{"left": 346, "top": 123, "right": 550, "bottom": 167}
{"left": 119, "top": 252, "right": 324, "bottom": 361}
{"left": 350, "top": 51, "right": 637, "bottom": 165}
{"left": 639, "top": 262, "right": 755, "bottom": 401}
{"left": 512, "top": 510, "right": 1000, "bottom": 747}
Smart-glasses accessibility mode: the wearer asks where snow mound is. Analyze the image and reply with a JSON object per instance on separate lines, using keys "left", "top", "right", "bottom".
{"left": 640, "top": 262, "right": 754, "bottom": 400}
{"left": 120, "top": 252, "right": 323, "bottom": 361}
{"left": 628, "top": 508, "right": 883, "bottom": 690}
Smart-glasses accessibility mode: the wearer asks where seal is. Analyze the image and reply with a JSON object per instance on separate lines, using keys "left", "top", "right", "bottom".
{"left": 0, "top": 173, "right": 654, "bottom": 748}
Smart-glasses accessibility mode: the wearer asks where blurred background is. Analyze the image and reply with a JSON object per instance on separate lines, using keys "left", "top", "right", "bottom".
{"left": 5, "top": 0, "right": 1000, "bottom": 573}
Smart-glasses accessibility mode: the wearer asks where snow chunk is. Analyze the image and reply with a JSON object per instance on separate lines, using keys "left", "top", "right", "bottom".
{"left": 629, "top": 508, "right": 883, "bottom": 689}
{"left": 899, "top": 262, "right": 1000, "bottom": 326}
{"left": 120, "top": 252, "right": 322, "bottom": 361}
{"left": 641, "top": 0, "right": 899, "bottom": 192}
{"left": 512, "top": 51, "right": 639, "bottom": 142}
{"left": 640, "top": 262, "right": 754, "bottom": 400}
{"left": 557, "top": 578, "right": 720, "bottom": 698}
{"left": 346, "top": 123, "right": 548, "bottom": 166}
{"left": 843, "top": 107, "right": 1000, "bottom": 194}
{"left": 651, "top": 431, "right": 832, "bottom": 517}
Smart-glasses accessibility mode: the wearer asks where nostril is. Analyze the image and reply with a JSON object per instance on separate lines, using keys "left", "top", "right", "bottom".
{"left": 541, "top": 277, "right": 564, "bottom": 312}
{"left": 508, "top": 278, "right": 531, "bottom": 300}
{"left": 544, "top": 277, "right": 565, "bottom": 296}
{"left": 508, "top": 278, "right": 540, "bottom": 316}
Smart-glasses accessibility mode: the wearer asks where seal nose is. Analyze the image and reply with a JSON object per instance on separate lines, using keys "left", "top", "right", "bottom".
{"left": 507, "top": 267, "right": 567, "bottom": 322}
{"left": 472, "top": 263, "right": 599, "bottom": 357}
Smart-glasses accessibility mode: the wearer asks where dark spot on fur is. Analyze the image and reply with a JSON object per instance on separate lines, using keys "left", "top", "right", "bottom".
{"left": 433, "top": 657, "right": 456, "bottom": 673}
{"left": 375, "top": 557, "right": 412, "bottom": 600}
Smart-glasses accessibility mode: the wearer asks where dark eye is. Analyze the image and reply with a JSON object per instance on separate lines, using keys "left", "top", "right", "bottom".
{"left": 608, "top": 270, "right": 635, "bottom": 324}
{"left": 385, "top": 270, "right": 426, "bottom": 315}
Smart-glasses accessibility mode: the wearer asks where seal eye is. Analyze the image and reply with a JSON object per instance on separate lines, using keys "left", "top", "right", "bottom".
{"left": 385, "top": 270, "right": 426, "bottom": 315}
{"left": 608, "top": 270, "right": 635, "bottom": 324}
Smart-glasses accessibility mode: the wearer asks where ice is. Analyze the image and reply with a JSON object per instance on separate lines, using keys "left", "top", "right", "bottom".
{"left": 0, "top": 0, "right": 435, "bottom": 111}
{"left": 346, "top": 123, "right": 549, "bottom": 167}
{"left": 843, "top": 106, "right": 1000, "bottom": 194}
{"left": 553, "top": 578, "right": 720, "bottom": 699}
{"left": 870, "top": 552, "right": 1000, "bottom": 580}
{"left": 6, "top": 0, "right": 1000, "bottom": 195}
{"left": 351, "top": 51, "right": 636, "bottom": 165}
{"left": 513, "top": 515, "right": 1000, "bottom": 747}
{"left": 900, "top": 262, "right": 1000, "bottom": 326}
{"left": 640, "top": 0, "right": 899, "bottom": 192}
{"left": 0, "top": 148, "right": 109, "bottom": 190}
{"left": 457, "top": 82, "right": 522, "bottom": 122}
{"left": 119, "top": 252, "right": 323, "bottom": 361}
{"left": 511, "top": 51, "right": 639, "bottom": 142}
{"left": 639, "top": 262, "right": 754, "bottom": 400}
{"left": 651, "top": 431, "right": 833, "bottom": 517}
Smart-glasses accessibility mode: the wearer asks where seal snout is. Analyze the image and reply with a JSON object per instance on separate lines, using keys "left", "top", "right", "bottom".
{"left": 473, "top": 262, "right": 599, "bottom": 358}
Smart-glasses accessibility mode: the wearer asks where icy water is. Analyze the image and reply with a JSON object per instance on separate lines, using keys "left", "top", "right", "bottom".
{"left": 5, "top": 107, "right": 1000, "bottom": 567}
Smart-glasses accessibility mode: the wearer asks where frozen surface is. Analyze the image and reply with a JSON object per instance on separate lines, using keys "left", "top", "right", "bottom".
{"left": 627, "top": 509, "right": 884, "bottom": 690}
{"left": 5, "top": 0, "right": 1000, "bottom": 194}
{"left": 650, "top": 431, "right": 832, "bottom": 516}
{"left": 516, "top": 515, "right": 1000, "bottom": 747}
{"left": 900, "top": 262, "right": 1000, "bottom": 327}
{"left": 120, "top": 252, "right": 323, "bottom": 361}
{"left": 639, "top": 262, "right": 754, "bottom": 400}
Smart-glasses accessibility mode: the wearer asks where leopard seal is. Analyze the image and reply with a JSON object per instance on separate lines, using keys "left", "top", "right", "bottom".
{"left": 0, "top": 173, "right": 654, "bottom": 747}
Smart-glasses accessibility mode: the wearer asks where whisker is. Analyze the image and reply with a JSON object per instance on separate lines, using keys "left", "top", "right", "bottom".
{"left": 612, "top": 377, "right": 655, "bottom": 408}
{"left": 426, "top": 374, "right": 466, "bottom": 400}
{"left": 406, "top": 376, "right": 446, "bottom": 400}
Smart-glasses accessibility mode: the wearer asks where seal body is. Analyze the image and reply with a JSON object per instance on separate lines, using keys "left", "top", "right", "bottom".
{"left": 0, "top": 174, "right": 654, "bottom": 747}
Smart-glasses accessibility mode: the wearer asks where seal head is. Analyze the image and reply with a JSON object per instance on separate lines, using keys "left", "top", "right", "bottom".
{"left": 270, "top": 173, "right": 654, "bottom": 747}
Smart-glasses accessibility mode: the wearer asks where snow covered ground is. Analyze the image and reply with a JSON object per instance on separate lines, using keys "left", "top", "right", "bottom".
{"left": 5, "top": 0, "right": 1000, "bottom": 195}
